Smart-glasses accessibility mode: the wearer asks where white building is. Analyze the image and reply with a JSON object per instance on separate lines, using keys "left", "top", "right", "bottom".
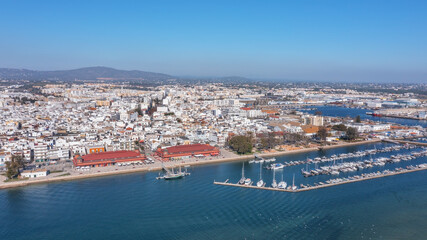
{"left": 157, "top": 106, "right": 168, "bottom": 112}
{"left": 367, "top": 102, "right": 382, "bottom": 108}
{"left": 371, "top": 124, "right": 391, "bottom": 131}
{"left": 303, "top": 115, "right": 324, "bottom": 126}
{"left": 21, "top": 169, "right": 49, "bottom": 178}
{"left": 33, "top": 144, "right": 48, "bottom": 162}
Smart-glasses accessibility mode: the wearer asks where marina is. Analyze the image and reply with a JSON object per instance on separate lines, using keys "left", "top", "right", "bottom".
{"left": 214, "top": 141, "right": 427, "bottom": 193}
{"left": 260, "top": 142, "right": 421, "bottom": 172}
{"left": 214, "top": 164, "right": 427, "bottom": 192}
{"left": 300, "top": 148, "right": 427, "bottom": 177}
{"left": 1, "top": 140, "right": 427, "bottom": 239}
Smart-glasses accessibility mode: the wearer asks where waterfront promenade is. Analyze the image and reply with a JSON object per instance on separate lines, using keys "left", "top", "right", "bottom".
{"left": 0, "top": 139, "right": 382, "bottom": 189}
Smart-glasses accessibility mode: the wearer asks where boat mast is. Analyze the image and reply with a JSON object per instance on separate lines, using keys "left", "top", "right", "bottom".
{"left": 242, "top": 162, "right": 245, "bottom": 179}
{"left": 292, "top": 174, "right": 295, "bottom": 188}
{"left": 273, "top": 169, "right": 276, "bottom": 181}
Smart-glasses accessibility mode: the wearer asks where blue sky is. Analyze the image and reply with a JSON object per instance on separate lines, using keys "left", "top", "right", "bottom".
{"left": 1, "top": 0, "right": 426, "bottom": 82}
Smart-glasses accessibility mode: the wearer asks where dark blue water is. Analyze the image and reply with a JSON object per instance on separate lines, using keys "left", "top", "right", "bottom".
{"left": 301, "top": 106, "right": 427, "bottom": 128}
{"left": 1, "top": 142, "right": 426, "bottom": 240}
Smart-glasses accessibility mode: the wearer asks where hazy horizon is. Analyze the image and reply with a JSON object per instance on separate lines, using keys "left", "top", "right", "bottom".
{"left": 1, "top": 0, "right": 426, "bottom": 83}
{"left": 1, "top": 65, "right": 426, "bottom": 84}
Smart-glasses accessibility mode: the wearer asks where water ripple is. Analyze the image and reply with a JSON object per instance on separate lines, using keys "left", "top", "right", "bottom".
{"left": 0, "top": 143, "right": 426, "bottom": 240}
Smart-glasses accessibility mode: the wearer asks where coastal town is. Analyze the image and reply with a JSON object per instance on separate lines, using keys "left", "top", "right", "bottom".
{"left": 3, "top": 1, "right": 427, "bottom": 239}
{"left": 0, "top": 82, "right": 426, "bottom": 187}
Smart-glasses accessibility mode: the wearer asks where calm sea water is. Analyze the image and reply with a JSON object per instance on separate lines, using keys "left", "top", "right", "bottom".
{"left": 1, "top": 142, "right": 426, "bottom": 240}
{"left": 301, "top": 105, "right": 427, "bottom": 128}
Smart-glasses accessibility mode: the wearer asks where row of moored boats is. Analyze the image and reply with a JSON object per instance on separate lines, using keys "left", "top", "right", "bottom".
{"left": 238, "top": 163, "right": 297, "bottom": 190}
{"left": 248, "top": 156, "right": 276, "bottom": 164}
{"left": 307, "top": 144, "right": 419, "bottom": 164}
{"left": 301, "top": 149, "right": 427, "bottom": 177}
{"left": 256, "top": 145, "right": 421, "bottom": 171}
{"left": 299, "top": 164, "right": 427, "bottom": 189}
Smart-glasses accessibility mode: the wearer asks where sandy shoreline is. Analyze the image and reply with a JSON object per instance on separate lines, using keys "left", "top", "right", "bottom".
{"left": 0, "top": 139, "right": 381, "bottom": 190}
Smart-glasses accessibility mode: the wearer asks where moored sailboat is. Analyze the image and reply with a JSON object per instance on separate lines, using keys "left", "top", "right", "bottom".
{"left": 271, "top": 169, "right": 278, "bottom": 188}
{"left": 278, "top": 172, "right": 287, "bottom": 189}
{"left": 256, "top": 164, "right": 265, "bottom": 187}
{"left": 291, "top": 173, "right": 297, "bottom": 190}
{"left": 238, "top": 162, "right": 246, "bottom": 185}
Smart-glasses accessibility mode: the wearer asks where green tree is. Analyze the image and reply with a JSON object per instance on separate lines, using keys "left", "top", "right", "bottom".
{"left": 283, "top": 133, "right": 307, "bottom": 144}
{"left": 228, "top": 135, "right": 253, "bottom": 154}
{"left": 135, "top": 104, "right": 143, "bottom": 116}
{"left": 5, "top": 154, "right": 24, "bottom": 179}
{"left": 332, "top": 124, "right": 347, "bottom": 131}
{"left": 12, "top": 154, "right": 24, "bottom": 168}
{"left": 317, "top": 127, "right": 328, "bottom": 141}
{"left": 5, "top": 162, "right": 19, "bottom": 179}
{"left": 346, "top": 127, "right": 359, "bottom": 141}
{"left": 259, "top": 132, "right": 278, "bottom": 149}
{"left": 355, "top": 115, "right": 361, "bottom": 123}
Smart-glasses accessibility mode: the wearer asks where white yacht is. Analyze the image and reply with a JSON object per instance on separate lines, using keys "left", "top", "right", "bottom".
{"left": 254, "top": 155, "right": 264, "bottom": 163}
{"left": 265, "top": 157, "right": 276, "bottom": 162}
{"left": 270, "top": 163, "right": 284, "bottom": 170}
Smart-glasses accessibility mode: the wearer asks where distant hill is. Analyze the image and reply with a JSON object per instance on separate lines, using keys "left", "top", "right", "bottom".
{"left": 0, "top": 66, "right": 262, "bottom": 86}
{"left": 0, "top": 66, "right": 173, "bottom": 82}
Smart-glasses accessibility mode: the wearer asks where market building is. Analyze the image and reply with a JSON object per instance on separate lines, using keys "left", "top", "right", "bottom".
{"left": 155, "top": 143, "right": 219, "bottom": 161}
{"left": 73, "top": 150, "right": 146, "bottom": 167}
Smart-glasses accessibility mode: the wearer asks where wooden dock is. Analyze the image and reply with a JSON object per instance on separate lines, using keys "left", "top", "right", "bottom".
{"left": 396, "top": 140, "right": 427, "bottom": 147}
{"left": 382, "top": 138, "right": 427, "bottom": 147}
{"left": 214, "top": 166, "right": 427, "bottom": 193}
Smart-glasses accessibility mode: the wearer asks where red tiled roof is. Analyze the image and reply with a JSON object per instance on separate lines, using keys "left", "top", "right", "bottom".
{"left": 262, "top": 109, "right": 278, "bottom": 114}
{"left": 82, "top": 150, "right": 141, "bottom": 161}
{"left": 164, "top": 144, "right": 216, "bottom": 154}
